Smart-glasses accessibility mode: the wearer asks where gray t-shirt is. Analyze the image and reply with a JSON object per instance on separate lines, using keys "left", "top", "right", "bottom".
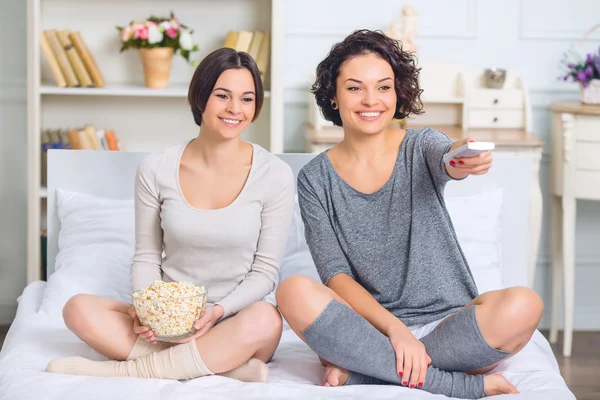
{"left": 297, "top": 127, "right": 479, "bottom": 327}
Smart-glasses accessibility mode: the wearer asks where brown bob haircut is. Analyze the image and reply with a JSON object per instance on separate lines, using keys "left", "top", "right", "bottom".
{"left": 188, "top": 47, "right": 264, "bottom": 127}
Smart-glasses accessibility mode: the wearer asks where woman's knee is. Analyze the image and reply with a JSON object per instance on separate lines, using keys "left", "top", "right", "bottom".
{"left": 275, "top": 275, "right": 321, "bottom": 312}
{"left": 239, "top": 302, "right": 283, "bottom": 341}
{"left": 479, "top": 286, "right": 544, "bottom": 348}
{"left": 275, "top": 275, "right": 340, "bottom": 332}
{"left": 62, "top": 294, "right": 93, "bottom": 332}
{"left": 497, "top": 287, "right": 544, "bottom": 330}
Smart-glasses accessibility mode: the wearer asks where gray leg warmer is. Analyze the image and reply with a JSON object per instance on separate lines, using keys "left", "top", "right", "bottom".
{"left": 420, "top": 305, "right": 511, "bottom": 372}
{"left": 302, "top": 300, "right": 487, "bottom": 399}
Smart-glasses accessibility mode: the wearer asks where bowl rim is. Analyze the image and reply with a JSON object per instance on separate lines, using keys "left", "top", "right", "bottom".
{"left": 131, "top": 285, "right": 207, "bottom": 300}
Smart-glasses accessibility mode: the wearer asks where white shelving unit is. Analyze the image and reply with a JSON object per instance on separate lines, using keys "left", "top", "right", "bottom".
{"left": 27, "top": 0, "right": 285, "bottom": 283}
{"left": 40, "top": 83, "right": 273, "bottom": 98}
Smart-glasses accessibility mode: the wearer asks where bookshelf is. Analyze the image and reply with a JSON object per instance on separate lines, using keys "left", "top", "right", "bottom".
{"left": 40, "top": 83, "right": 272, "bottom": 98}
{"left": 27, "top": 0, "right": 285, "bottom": 283}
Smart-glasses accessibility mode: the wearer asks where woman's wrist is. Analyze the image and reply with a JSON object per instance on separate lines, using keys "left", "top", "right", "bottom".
{"left": 384, "top": 319, "right": 411, "bottom": 339}
{"left": 213, "top": 304, "right": 225, "bottom": 321}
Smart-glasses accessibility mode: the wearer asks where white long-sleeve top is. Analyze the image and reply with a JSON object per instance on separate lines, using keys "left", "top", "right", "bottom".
{"left": 130, "top": 141, "right": 295, "bottom": 319}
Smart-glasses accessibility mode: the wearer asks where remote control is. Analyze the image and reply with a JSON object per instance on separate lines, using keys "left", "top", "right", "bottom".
{"left": 443, "top": 141, "right": 495, "bottom": 165}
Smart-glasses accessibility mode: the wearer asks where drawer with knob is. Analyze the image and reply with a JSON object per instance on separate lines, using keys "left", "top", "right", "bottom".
{"left": 467, "top": 109, "right": 524, "bottom": 128}
{"left": 469, "top": 89, "right": 524, "bottom": 109}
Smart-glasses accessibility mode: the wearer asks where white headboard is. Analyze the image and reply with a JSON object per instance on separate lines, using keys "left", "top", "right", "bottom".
{"left": 47, "top": 149, "right": 531, "bottom": 286}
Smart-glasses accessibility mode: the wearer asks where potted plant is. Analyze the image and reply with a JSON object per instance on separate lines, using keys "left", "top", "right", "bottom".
{"left": 117, "top": 12, "right": 199, "bottom": 89}
{"left": 559, "top": 45, "right": 600, "bottom": 105}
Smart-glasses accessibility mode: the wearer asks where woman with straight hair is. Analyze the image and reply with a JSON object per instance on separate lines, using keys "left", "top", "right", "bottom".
{"left": 45, "top": 47, "right": 295, "bottom": 383}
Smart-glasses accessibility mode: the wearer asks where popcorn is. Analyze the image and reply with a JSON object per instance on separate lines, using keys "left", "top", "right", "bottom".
{"left": 132, "top": 281, "right": 207, "bottom": 339}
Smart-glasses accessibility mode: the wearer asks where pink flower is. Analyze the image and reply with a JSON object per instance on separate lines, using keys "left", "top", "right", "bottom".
{"left": 159, "top": 21, "right": 171, "bottom": 32}
{"left": 120, "top": 26, "right": 133, "bottom": 42}
{"left": 166, "top": 27, "right": 178, "bottom": 39}
{"left": 139, "top": 27, "right": 149, "bottom": 40}
{"left": 170, "top": 18, "right": 180, "bottom": 30}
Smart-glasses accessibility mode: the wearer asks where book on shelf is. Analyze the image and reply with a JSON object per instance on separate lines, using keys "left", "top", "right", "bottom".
{"left": 39, "top": 31, "right": 67, "bottom": 88}
{"left": 69, "top": 31, "right": 105, "bottom": 88}
{"left": 256, "top": 31, "right": 270, "bottom": 86}
{"left": 40, "top": 229, "right": 47, "bottom": 281}
{"left": 57, "top": 30, "right": 94, "bottom": 87}
{"left": 44, "top": 29, "right": 79, "bottom": 87}
{"left": 222, "top": 30, "right": 271, "bottom": 86}
{"left": 40, "top": 29, "right": 105, "bottom": 88}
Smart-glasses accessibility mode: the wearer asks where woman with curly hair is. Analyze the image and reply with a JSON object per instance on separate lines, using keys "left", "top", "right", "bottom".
{"left": 276, "top": 29, "right": 543, "bottom": 398}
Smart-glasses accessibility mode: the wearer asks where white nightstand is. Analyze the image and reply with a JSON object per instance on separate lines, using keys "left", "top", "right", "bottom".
{"left": 548, "top": 100, "right": 600, "bottom": 357}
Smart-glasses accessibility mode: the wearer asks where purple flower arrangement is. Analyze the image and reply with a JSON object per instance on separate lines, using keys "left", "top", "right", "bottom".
{"left": 559, "top": 46, "right": 600, "bottom": 87}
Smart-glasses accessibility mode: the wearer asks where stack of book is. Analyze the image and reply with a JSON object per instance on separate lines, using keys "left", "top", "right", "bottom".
{"left": 40, "top": 126, "right": 121, "bottom": 186}
{"left": 222, "top": 30, "right": 270, "bottom": 87}
{"left": 40, "top": 29, "right": 105, "bottom": 88}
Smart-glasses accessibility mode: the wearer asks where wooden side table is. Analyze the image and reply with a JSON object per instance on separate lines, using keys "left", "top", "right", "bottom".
{"left": 548, "top": 100, "right": 600, "bottom": 357}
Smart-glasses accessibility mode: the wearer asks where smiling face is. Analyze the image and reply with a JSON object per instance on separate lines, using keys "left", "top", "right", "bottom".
{"left": 201, "top": 68, "right": 256, "bottom": 140}
{"left": 333, "top": 52, "right": 397, "bottom": 135}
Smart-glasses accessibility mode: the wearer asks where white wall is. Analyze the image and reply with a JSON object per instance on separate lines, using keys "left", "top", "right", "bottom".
{"left": 0, "top": 0, "right": 598, "bottom": 329}
{"left": 0, "top": 0, "right": 27, "bottom": 324}
{"left": 282, "top": 0, "right": 600, "bottom": 330}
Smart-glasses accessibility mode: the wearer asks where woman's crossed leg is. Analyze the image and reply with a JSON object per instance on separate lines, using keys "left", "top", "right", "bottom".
{"left": 276, "top": 276, "right": 542, "bottom": 398}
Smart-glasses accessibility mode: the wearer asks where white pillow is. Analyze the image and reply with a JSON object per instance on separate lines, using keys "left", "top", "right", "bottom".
{"left": 446, "top": 188, "right": 504, "bottom": 294}
{"left": 279, "top": 196, "right": 321, "bottom": 283}
{"left": 263, "top": 196, "right": 321, "bottom": 310}
{"left": 38, "top": 189, "right": 134, "bottom": 317}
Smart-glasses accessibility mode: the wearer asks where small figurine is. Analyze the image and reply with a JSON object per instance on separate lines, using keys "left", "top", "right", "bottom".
{"left": 387, "top": 4, "right": 418, "bottom": 53}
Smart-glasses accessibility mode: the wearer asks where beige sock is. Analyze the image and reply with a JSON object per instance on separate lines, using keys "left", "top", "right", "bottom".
{"left": 217, "top": 358, "right": 268, "bottom": 382}
{"left": 126, "top": 338, "right": 172, "bottom": 361}
{"left": 46, "top": 341, "right": 213, "bottom": 380}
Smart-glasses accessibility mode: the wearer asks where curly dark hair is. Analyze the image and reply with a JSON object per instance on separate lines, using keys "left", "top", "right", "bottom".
{"left": 311, "top": 29, "right": 424, "bottom": 127}
{"left": 188, "top": 47, "right": 264, "bottom": 127}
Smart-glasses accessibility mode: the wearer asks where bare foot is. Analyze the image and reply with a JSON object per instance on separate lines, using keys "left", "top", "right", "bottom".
{"left": 484, "top": 374, "right": 519, "bottom": 396}
{"left": 321, "top": 364, "right": 349, "bottom": 387}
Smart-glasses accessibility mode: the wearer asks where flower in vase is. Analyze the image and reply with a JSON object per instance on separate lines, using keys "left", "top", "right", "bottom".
{"left": 179, "top": 30, "right": 192, "bottom": 51}
{"left": 138, "top": 27, "right": 149, "bottom": 41}
{"left": 559, "top": 45, "right": 600, "bottom": 87}
{"left": 166, "top": 27, "right": 178, "bottom": 39}
{"left": 159, "top": 21, "right": 171, "bottom": 32}
{"left": 120, "top": 26, "right": 133, "bottom": 42}
{"left": 116, "top": 11, "right": 200, "bottom": 65}
{"left": 148, "top": 25, "right": 163, "bottom": 44}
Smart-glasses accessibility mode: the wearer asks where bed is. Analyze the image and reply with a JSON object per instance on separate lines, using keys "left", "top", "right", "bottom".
{"left": 0, "top": 149, "right": 574, "bottom": 400}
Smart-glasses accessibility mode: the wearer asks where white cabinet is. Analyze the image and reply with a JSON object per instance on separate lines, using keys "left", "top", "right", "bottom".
{"left": 468, "top": 89, "right": 524, "bottom": 109}
{"left": 26, "top": 0, "right": 285, "bottom": 282}
{"left": 548, "top": 101, "right": 600, "bottom": 357}
{"left": 466, "top": 109, "right": 525, "bottom": 129}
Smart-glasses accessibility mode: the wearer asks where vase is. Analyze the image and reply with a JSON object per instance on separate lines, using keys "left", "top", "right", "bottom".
{"left": 580, "top": 79, "right": 600, "bottom": 105}
{"left": 139, "top": 47, "right": 174, "bottom": 89}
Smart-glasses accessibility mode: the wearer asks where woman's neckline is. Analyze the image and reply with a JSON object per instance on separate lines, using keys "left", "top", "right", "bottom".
{"left": 175, "top": 139, "right": 256, "bottom": 212}
{"left": 324, "top": 129, "right": 411, "bottom": 196}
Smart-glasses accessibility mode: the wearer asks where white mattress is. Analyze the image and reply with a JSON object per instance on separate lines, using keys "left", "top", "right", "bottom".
{"left": 0, "top": 281, "right": 575, "bottom": 400}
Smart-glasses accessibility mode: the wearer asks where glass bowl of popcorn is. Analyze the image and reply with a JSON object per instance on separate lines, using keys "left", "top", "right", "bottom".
{"left": 132, "top": 281, "right": 207, "bottom": 342}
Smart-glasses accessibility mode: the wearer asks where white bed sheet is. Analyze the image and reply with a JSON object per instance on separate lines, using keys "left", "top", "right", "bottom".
{"left": 0, "top": 281, "right": 575, "bottom": 400}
